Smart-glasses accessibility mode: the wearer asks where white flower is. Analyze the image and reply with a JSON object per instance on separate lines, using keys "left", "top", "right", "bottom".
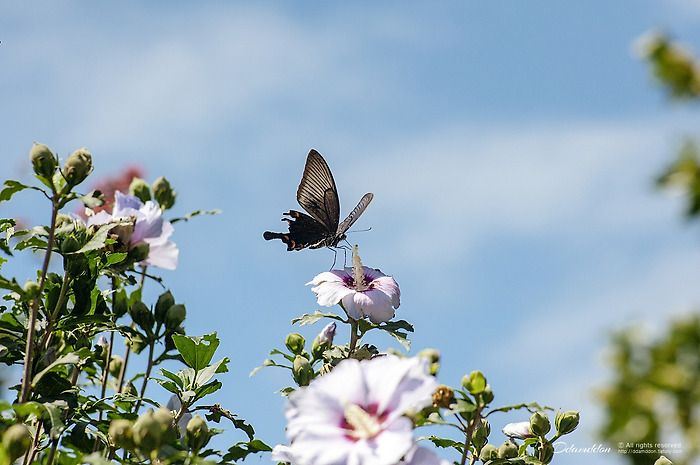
{"left": 88, "top": 191, "right": 178, "bottom": 270}
{"left": 279, "top": 355, "right": 437, "bottom": 465}
{"left": 399, "top": 446, "right": 451, "bottom": 465}
{"left": 308, "top": 266, "right": 400, "bottom": 323}
{"left": 502, "top": 421, "right": 534, "bottom": 440}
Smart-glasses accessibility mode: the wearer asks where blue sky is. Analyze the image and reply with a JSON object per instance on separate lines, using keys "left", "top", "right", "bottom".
{"left": 3, "top": 2, "right": 700, "bottom": 464}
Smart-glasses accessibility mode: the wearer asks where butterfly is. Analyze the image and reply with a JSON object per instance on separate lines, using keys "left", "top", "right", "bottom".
{"left": 263, "top": 149, "right": 373, "bottom": 251}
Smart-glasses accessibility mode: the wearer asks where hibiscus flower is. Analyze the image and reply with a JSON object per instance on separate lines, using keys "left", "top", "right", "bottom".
{"left": 87, "top": 191, "right": 178, "bottom": 270}
{"left": 276, "top": 355, "right": 437, "bottom": 465}
{"left": 308, "top": 248, "right": 400, "bottom": 324}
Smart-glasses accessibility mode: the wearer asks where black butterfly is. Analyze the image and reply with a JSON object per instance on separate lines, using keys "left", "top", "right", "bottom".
{"left": 263, "top": 149, "right": 373, "bottom": 251}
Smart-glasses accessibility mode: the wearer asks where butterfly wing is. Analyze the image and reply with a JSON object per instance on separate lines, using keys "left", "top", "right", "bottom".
{"left": 337, "top": 192, "right": 373, "bottom": 236}
{"left": 263, "top": 210, "right": 330, "bottom": 250}
{"left": 264, "top": 150, "right": 372, "bottom": 250}
{"left": 296, "top": 150, "right": 340, "bottom": 234}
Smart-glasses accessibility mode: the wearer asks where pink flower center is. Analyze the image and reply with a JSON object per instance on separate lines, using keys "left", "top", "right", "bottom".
{"left": 341, "top": 403, "right": 385, "bottom": 441}
{"left": 343, "top": 274, "right": 374, "bottom": 292}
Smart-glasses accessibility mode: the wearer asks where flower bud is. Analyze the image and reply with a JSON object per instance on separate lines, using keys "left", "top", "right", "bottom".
{"left": 132, "top": 408, "right": 176, "bottom": 453}
{"left": 152, "top": 176, "right": 176, "bottom": 210}
{"left": 128, "top": 242, "right": 150, "bottom": 263}
{"left": 555, "top": 410, "right": 579, "bottom": 436}
{"left": 318, "top": 322, "right": 336, "bottom": 345}
{"left": 129, "top": 300, "right": 154, "bottom": 333}
{"left": 462, "top": 371, "right": 486, "bottom": 395}
{"left": 153, "top": 407, "right": 177, "bottom": 444}
{"left": 541, "top": 443, "right": 554, "bottom": 464}
{"left": 432, "top": 385, "right": 455, "bottom": 409}
{"left": 285, "top": 333, "right": 305, "bottom": 355}
{"left": 417, "top": 348, "right": 440, "bottom": 375}
{"left": 132, "top": 409, "right": 161, "bottom": 453}
{"left": 63, "top": 148, "right": 93, "bottom": 186}
{"left": 109, "top": 419, "right": 135, "bottom": 450}
{"left": 529, "top": 412, "right": 551, "bottom": 437}
{"left": 185, "top": 414, "right": 210, "bottom": 452}
{"left": 61, "top": 236, "right": 81, "bottom": 254}
{"left": 113, "top": 295, "right": 128, "bottom": 318}
{"left": 128, "top": 333, "right": 147, "bottom": 354}
{"left": 497, "top": 440, "right": 518, "bottom": 459}
{"left": 109, "top": 355, "right": 124, "bottom": 378}
{"left": 165, "top": 304, "right": 186, "bottom": 330}
{"left": 292, "top": 355, "right": 313, "bottom": 386}
{"left": 122, "top": 380, "right": 138, "bottom": 396}
{"left": 155, "top": 290, "right": 175, "bottom": 325}
{"left": 479, "top": 444, "right": 498, "bottom": 462}
{"left": 654, "top": 456, "right": 674, "bottom": 465}
{"left": 30, "top": 142, "right": 57, "bottom": 178}
{"left": 23, "top": 278, "right": 40, "bottom": 299}
{"left": 129, "top": 177, "right": 152, "bottom": 203}
{"left": 502, "top": 421, "right": 534, "bottom": 440}
{"left": 481, "top": 384, "right": 494, "bottom": 404}
{"left": 472, "top": 418, "right": 490, "bottom": 449}
{"left": 2, "top": 423, "right": 32, "bottom": 462}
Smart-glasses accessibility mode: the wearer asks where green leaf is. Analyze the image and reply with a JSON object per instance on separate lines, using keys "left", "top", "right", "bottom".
{"left": 105, "top": 252, "right": 128, "bottom": 265}
{"left": 425, "top": 435, "right": 463, "bottom": 450}
{"left": 75, "top": 222, "right": 122, "bottom": 253}
{"left": 486, "top": 402, "right": 552, "bottom": 417}
{"left": 249, "top": 358, "right": 284, "bottom": 377}
{"left": 193, "top": 380, "right": 222, "bottom": 402}
{"left": 0, "top": 275, "right": 24, "bottom": 294}
{"left": 32, "top": 353, "right": 83, "bottom": 387}
{"left": 13, "top": 400, "right": 67, "bottom": 439}
{"left": 222, "top": 439, "right": 272, "bottom": 461}
{"left": 160, "top": 368, "right": 185, "bottom": 388}
{"left": 171, "top": 333, "right": 219, "bottom": 371}
{"left": 194, "top": 357, "right": 229, "bottom": 387}
{"left": 0, "top": 180, "right": 42, "bottom": 203}
{"left": 170, "top": 209, "right": 221, "bottom": 224}
{"left": 292, "top": 310, "right": 343, "bottom": 326}
{"left": 78, "top": 190, "right": 104, "bottom": 209}
{"left": 154, "top": 379, "right": 181, "bottom": 395}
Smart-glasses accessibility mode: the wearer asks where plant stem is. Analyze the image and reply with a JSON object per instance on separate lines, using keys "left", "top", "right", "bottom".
{"left": 116, "top": 339, "right": 131, "bottom": 394}
{"left": 46, "top": 438, "right": 59, "bottom": 465}
{"left": 20, "top": 199, "right": 60, "bottom": 403}
{"left": 348, "top": 318, "right": 359, "bottom": 355}
{"left": 40, "top": 270, "right": 71, "bottom": 352}
{"left": 134, "top": 339, "right": 155, "bottom": 413}
{"left": 460, "top": 407, "right": 483, "bottom": 465}
{"left": 23, "top": 420, "right": 43, "bottom": 465}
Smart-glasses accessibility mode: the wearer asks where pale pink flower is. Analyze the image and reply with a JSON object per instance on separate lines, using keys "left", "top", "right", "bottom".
{"left": 278, "top": 355, "right": 437, "bottom": 465}
{"left": 400, "top": 446, "right": 451, "bottom": 465}
{"left": 88, "top": 191, "right": 178, "bottom": 270}
{"left": 502, "top": 421, "right": 534, "bottom": 440}
{"left": 308, "top": 266, "right": 400, "bottom": 324}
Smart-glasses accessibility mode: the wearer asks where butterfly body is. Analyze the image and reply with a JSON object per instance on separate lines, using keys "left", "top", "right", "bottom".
{"left": 264, "top": 150, "right": 373, "bottom": 251}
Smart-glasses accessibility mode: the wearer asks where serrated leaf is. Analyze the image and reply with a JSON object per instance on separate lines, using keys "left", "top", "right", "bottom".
{"left": 426, "top": 435, "right": 463, "bottom": 449}
{"left": 105, "top": 252, "right": 128, "bottom": 265}
{"left": 76, "top": 222, "right": 124, "bottom": 253}
{"left": 194, "top": 357, "right": 229, "bottom": 387}
{"left": 160, "top": 368, "right": 184, "bottom": 388}
{"left": 0, "top": 180, "right": 42, "bottom": 203}
{"left": 172, "top": 333, "right": 219, "bottom": 371}
{"left": 486, "top": 402, "right": 551, "bottom": 416}
{"left": 292, "top": 310, "right": 342, "bottom": 326}
{"left": 78, "top": 190, "right": 104, "bottom": 209}
{"left": 154, "top": 379, "right": 181, "bottom": 395}
{"left": 193, "top": 380, "right": 222, "bottom": 402}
